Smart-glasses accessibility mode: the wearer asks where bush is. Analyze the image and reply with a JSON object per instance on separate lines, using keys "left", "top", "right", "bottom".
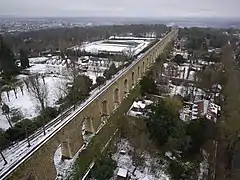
{"left": 96, "top": 76, "right": 106, "bottom": 86}
{"left": 9, "top": 108, "right": 24, "bottom": 123}
{"left": 168, "top": 160, "right": 195, "bottom": 180}
{"left": 90, "top": 154, "right": 117, "bottom": 180}
{"left": 42, "top": 107, "right": 59, "bottom": 121}
{"left": 103, "top": 63, "right": 118, "bottom": 79}
{"left": 172, "top": 54, "right": 185, "bottom": 64}
{"left": 139, "top": 75, "right": 157, "bottom": 96}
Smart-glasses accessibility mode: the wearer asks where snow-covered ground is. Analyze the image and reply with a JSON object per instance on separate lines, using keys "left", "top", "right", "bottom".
{"left": 0, "top": 74, "right": 67, "bottom": 130}
{"left": 111, "top": 139, "right": 169, "bottom": 180}
{"left": 54, "top": 144, "right": 84, "bottom": 179}
{"left": 198, "top": 150, "right": 209, "bottom": 180}
{"left": 0, "top": 61, "right": 105, "bottom": 130}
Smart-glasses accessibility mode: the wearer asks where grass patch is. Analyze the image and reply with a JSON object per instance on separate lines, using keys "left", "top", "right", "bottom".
{"left": 70, "top": 85, "right": 141, "bottom": 179}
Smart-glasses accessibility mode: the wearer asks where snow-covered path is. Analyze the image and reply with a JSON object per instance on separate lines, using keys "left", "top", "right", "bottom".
{"left": 0, "top": 34, "right": 169, "bottom": 179}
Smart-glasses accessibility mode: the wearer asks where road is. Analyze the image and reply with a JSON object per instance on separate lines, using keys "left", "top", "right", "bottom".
{"left": 0, "top": 32, "right": 171, "bottom": 179}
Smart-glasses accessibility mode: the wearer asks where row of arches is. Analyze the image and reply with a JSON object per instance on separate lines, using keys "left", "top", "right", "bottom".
{"left": 104, "top": 53, "right": 158, "bottom": 115}
{"left": 58, "top": 40, "right": 167, "bottom": 160}
{"left": 54, "top": 36, "right": 175, "bottom": 178}
{"left": 58, "top": 115, "right": 96, "bottom": 160}
{"left": 59, "top": 43, "right": 164, "bottom": 160}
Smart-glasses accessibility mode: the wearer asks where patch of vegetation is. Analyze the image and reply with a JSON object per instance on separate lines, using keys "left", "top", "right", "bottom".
{"left": 139, "top": 72, "right": 157, "bottom": 96}
{"left": 172, "top": 54, "right": 185, "bottom": 65}
{"left": 0, "top": 35, "right": 19, "bottom": 77}
{"left": 144, "top": 97, "right": 211, "bottom": 178}
{"left": 9, "top": 108, "right": 24, "bottom": 123}
{"left": 89, "top": 153, "right": 117, "bottom": 180}
{"left": 168, "top": 160, "right": 196, "bottom": 180}
{"left": 0, "top": 107, "right": 59, "bottom": 150}
{"left": 59, "top": 75, "right": 93, "bottom": 110}
{"left": 103, "top": 63, "right": 118, "bottom": 80}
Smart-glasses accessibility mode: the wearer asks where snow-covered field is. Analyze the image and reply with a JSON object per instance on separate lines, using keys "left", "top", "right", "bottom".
{"left": 0, "top": 74, "right": 67, "bottom": 130}
{"left": 0, "top": 61, "right": 104, "bottom": 130}
{"left": 81, "top": 39, "right": 152, "bottom": 56}
{"left": 111, "top": 139, "right": 169, "bottom": 180}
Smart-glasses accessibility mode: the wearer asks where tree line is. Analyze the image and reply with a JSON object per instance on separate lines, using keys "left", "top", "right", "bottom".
{"left": 0, "top": 34, "right": 30, "bottom": 79}
{"left": 3, "top": 24, "right": 169, "bottom": 56}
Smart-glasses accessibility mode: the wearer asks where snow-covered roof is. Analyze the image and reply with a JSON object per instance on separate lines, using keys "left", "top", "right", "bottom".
{"left": 109, "top": 36, "right": 155, "bottom": 40}
{"left": 29, "top": 57, "right": 49, "bottom": 63}
{"left": 132, "top": 101, "right": 146, "bottom": 109}
{"left": 117, "top": 168, "right": 128, "bottom": 178}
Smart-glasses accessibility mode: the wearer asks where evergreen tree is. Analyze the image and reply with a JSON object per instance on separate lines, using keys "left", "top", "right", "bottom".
{"left": 103, "top": 63, "right": 118, "bottom": 79}
{"left": 20, "top": 48, "right": 30, "bottom": 68}
{"left": 139, "top": 75, "right": 157, "bottom": 96}
{"left": 0, "top": 35, "right": 17, "bottom": 76}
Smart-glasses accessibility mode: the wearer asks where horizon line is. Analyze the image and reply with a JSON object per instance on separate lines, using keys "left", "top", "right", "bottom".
{"left": 0, "top": 16, "right": 239, "bottom": 20}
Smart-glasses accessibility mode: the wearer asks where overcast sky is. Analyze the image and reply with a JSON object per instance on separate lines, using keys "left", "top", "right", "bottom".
{"left": 0, "top": 0, "right": 239, "bottom": 18}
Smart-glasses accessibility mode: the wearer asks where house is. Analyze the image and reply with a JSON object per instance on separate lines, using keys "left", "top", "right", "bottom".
{"left": 191, "top": 100, "right": 220, "bottom": 122}
{"left": 180, "top": 99, "right": 220, "bottom": 122}
{"left": 206, "top": 102, "right": 221, "bottom": 123}
{"left": 193, "top": 100, "right": 209, "bottom": 117}
{"left": 127, "top": 100, "right": 153, "bottom": 117}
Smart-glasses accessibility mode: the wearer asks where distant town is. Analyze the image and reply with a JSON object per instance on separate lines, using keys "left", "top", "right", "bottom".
{"left": 1, "top": 17, "right": 240, "bottom": 34}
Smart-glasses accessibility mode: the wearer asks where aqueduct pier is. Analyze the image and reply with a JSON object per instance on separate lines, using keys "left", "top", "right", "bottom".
{"left": 3, "top": 27, "right": 178, "bottom": 180}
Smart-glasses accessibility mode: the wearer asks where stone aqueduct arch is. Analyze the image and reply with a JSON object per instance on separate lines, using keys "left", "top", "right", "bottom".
{"left": 124, "top": 79, "right": 128, "bottom": 95}
{"left": 57, "top": 52, "right": 157, "bottom": 162}
{"left": 137, "top": 66, "right": 140, "bottom": 78}
{"left": 113, "top": 88, "right": 120, "bottom": 110}
{"left": 7, "top": 29, "right": 178, "bottom": 180}
{"left": 131, "top": 71, "right": 135, "bottom": 86}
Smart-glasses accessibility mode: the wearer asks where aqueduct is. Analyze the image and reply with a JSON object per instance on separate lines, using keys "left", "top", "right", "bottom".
{"left": 4, "top": 27, "right": 178, "bottom": 180}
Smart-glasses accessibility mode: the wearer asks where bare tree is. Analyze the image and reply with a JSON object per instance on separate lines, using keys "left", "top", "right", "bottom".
{"left": 28, "top": 73, "right": 48, "bottom": 135}
{"left": 28, "top": 73, "right": 48, "bottom": 111}
{"left": 65, "top": 58, "right": 81, "bottom": 109}
{"left": 2, "top": 103, "right": 12, "bottom": 128}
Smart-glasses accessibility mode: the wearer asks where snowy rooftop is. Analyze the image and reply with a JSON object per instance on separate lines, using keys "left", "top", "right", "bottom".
{"left": 128, "top": 100, "right": 153, "bottom": 117}
{"left": 117, "top": 168, "right": 128, "bottom": 178}
{"left": 109, "top": 36, "right": 155, "bottom": 40}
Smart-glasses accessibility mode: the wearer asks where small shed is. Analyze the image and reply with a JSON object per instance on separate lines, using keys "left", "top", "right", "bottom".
{"left": 117, "top": 168, "right": 128, "bottom": 180}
